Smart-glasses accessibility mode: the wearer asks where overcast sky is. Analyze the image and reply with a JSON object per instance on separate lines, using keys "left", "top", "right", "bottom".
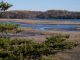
{"left": 1, "top": 0, "right": 80, "bottom": 11}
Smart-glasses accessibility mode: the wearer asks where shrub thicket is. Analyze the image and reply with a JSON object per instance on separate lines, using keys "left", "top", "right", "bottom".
{"left": 0, "top": 23, "right": 21, "bottom": 38}
{"left": 0, "top": 35, "right": 78, "bottom": 60}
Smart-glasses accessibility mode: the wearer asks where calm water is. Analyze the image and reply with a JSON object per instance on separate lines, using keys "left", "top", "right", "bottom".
{"left": 0, "top": 19, "right": 80, "bottom": 32}
{"left": 21, "top": 24, "right": 80, "bottom": 31}
{"left": 29, "top": 18, "right": 80, "bottom": 22}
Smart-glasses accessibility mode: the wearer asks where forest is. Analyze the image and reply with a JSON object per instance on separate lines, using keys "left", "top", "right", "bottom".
{"left": 0, "top": 10, "right": 80, "bottom": 19}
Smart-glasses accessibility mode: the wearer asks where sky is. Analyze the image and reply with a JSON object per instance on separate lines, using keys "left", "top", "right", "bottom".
{"left": 0, "top": 0, "right": 80, "bottom": 11}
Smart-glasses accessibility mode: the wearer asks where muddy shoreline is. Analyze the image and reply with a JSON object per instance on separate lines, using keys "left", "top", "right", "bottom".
{"left": 0, "top": 19, "right": 80, "bottom": 24}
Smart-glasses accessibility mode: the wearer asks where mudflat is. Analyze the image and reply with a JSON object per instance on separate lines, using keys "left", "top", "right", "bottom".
{"left": 0, "top": 19, "right": 80, "bottom": 24}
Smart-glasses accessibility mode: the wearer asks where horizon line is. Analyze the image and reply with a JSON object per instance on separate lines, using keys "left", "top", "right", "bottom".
{"left": 8, "top": 9, "right": 80, "bottom": 12}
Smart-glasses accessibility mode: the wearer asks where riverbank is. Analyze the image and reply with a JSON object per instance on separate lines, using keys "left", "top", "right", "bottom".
{"left": 0, "top": 19, "right": 80, "bottom": 24}
{"left": 0, "top": 19, "right": 80, "bottom": 60}
{"left": 20, "top": 28, "right": 80, "bottom": 60}
{"left": 0, "top": 19, "right": 80, "bottom": 41}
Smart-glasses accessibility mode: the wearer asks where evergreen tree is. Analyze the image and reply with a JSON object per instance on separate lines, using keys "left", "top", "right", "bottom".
{"left": 0, "top": 0, "right": 13, "bottom": 12}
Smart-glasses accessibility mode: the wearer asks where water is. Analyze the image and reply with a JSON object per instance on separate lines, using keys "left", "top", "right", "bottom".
{"left": 29, "top": 18, "right": 80, "bottom": 22}
{"left": 21, "top": 24, "right": 80, "bottom": 31}
{"left": 0, "top": 20, "right": 80, "bottom": 32}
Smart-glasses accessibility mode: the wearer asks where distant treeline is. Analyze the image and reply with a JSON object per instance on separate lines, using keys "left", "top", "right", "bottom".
{"left": 0, "top": 10, "right": 80, "bottom": 19}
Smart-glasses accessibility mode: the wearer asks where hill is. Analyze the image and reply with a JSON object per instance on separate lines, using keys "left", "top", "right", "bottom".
{"left": 0, "top": 10, "right": 80, "bottom": 19}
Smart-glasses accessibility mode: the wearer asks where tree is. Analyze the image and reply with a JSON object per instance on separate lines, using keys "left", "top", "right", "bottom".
{"left": 0, "top": 0, "right": 13, "bottom": 12}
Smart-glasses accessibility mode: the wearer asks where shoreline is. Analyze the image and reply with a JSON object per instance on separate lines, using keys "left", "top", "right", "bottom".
{"left": 0, "top": 18, "right": 80, "bottom": 41}
{"left": 0, "top": 19, "right": 80, "bottom": 25}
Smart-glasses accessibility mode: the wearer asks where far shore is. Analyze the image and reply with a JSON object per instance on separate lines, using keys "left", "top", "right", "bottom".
{"left": 0, "top": 19, "right": 80, "bottom": 25}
